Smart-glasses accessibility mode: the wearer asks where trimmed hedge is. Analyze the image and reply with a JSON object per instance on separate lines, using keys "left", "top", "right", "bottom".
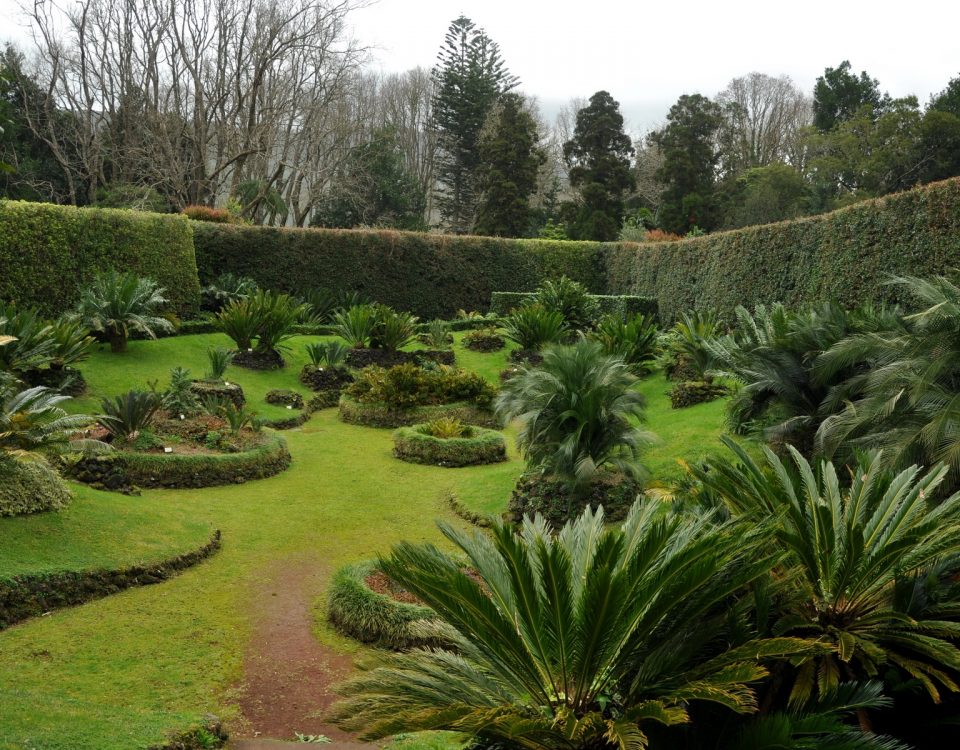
{"left": 0, "top": 200, "right": 199, "bottom": 316}
{"left": 392, "top": 424, "right": 507, "bottom": 467}
{"left": 338, "top": 396, "right": 498, "bottom": 429}
{"left": 608, "top": 178, "right": 960, "bottom": 322}
{"left": 0, "top": 460, "right": 73, "bottom": 517}
{"left": 489, "top": 291, "right": 658, "bottom": 319}
{"left": 192, "top": 222, "right": 609, "bottom": 319}
{"left": 67, "top": 434, "right": 290, "bottom": 490}
{"left": 0, "top": 530, "right": 221, "bottom": 630}
{"left": 327, "top": 560, "right": 441, "bottom": 650}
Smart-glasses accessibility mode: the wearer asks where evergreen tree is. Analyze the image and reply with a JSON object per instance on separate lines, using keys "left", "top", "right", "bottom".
{"left": 431, "top": 16, "right": 518, "bottom": 233}
{"left": 650, "top": 93, "right": 724, "bottom": 234}
{"left": 812, "top": 60, "right": 889, "bottom": 132}
{"left": 561, "top": 91, "right": 635, "bottom": 241}
{"left": 930, "top": 74, "right": 960, "bottom": 118}
{"left": 474, "top": 93, "right": 544, "bottom": 237}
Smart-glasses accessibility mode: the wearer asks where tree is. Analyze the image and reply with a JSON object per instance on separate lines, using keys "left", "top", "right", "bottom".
{"left": 74, "top": 271, "right": 174, "bottom": 353}
{"left": 330, "top": 502, "right": 803, "bottom": 749}
{"left": 929, "top": 73, "right": 960, "bottom": 118}
{"left": 650, "top": 94, "right": 723, "bottom": 234}
{"left": 561, "top": 91, "right": 635, "bottom": 241}
{"left": 474, "top": 93, "right": 544, "bottom": 237}
{"left": 812, "top": 61, "right": 888, "bottom": 132}
{"left": 722, "top": 163, "right": 810, "bottom": 228}
{"left": 431, "top": 16, "right": 518, "bottom": 233}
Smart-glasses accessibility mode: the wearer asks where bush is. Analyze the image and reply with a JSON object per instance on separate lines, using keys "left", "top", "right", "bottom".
{"left": 369, "top": 305, "right": 418, "bottom": 351}
{"left": 590, "top": 313, "right": 659, "bottom": 375}
{"left": 502, "top": 304, "right": 567, "bottom": 351}
{"left": 670, "top": 380, "right": 728, "bottom": 409}
{"left": 462, "top": 327, "right": 505, "bottom": 352}
{"left": 188, "top": 380, "right": 245, "bottom": 409}
{"left": 75, "top": 270, "right": 175, "bottom": 352}
{"left": 200, "top": 273, "right": 258, "bottom": 313}
{"left": 327, "top": 561, "right": 440, "bottom": 650}
{"left": 419, "top": 319, "right": 453, "bottom": 349}
{"left": 265, "top": 389, "right": 304, "bottom": 409}
{"left": 192, "top": 222, "right": 609, "bottom": 319}
{"left": 346, "top": 364, "right": 495, "bottom": 409}
{"left": 332, "top": 304, "right": 378, "bottom": 348}
{"left": 489, "top": 292, "right": 657, "bottom": 320}
{"left": 99, "top": 390, "right": 161, "bottom": 440}
{"left": 0, "top": 200, "right": 198, "bottom": 317}
{"left": 338, "top": 397, "right": 498, "bottom": 429}
{"left": 0, "top": 460, "right": 72, "bottom": 516}
{"left": 532, "top": 276, "right": 599, "bottom": 331}
{"left": 506, "top": 472, "right": 640, "bottom": 529}
{"left": 392, "top": 424, "right": 507, "bottom": 467}
{"left": 182, "top": 205, "right": 238, "bottom": 223}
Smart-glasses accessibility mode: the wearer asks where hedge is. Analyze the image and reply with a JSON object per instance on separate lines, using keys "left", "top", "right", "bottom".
{"left": 338, "top": 396, "right": 499, "bottom": 429}
{"left": 392, "top": 425, "right": 507, "bottom": 467}
{"left": 607, "top": 178, "right": 960, "bottom": 321}
{"left": 0, "top": 531, "right": 221, "bottom": 629}
{"left": 489, "top": 291, "right": 659, "bottom": 319}
{"left": 327, "top": 560, "right": 441, "bottom": 650}
{"left": 67, "top": 434, "right": 290, "bottom": 490}
{"left": 0, "top": 200, "right": 200, "bottom": 317}
{"left": 192, "top": 222, "right": 609, "bottom": 319}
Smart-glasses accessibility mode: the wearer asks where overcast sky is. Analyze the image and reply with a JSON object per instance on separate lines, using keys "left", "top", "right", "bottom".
{"left": 2, "top": 0, "right": 958, "bottom": 134}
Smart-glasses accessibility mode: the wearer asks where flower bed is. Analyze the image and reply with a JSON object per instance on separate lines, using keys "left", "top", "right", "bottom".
{"left": 392, "top": 424, "right": 506, "bottom": 467}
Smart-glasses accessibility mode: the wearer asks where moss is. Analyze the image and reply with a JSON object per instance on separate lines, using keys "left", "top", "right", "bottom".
{"left": 0, "top": 460, "right": 73, "bottom": 517}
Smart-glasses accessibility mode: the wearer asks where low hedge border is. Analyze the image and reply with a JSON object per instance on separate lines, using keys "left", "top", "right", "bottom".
{"left": 338, "top": 396, "right": 499, "bottom": 429}
{"left": 489, "top": 291, "right": 658, "bottom": 319}
{"left": 445, "top": 491, "right": 494, "bottom": 528}
{"left": 0, "top": 530, "right": 222, "bottom": 630}
{"left": 393, "top": 425, "right": 507, "bottom": 467}
{"left": 67, "top": 434, "right": 290, "bottom": 490}
{"left": 327, "top": 560, "right": 441, "bottom": 650}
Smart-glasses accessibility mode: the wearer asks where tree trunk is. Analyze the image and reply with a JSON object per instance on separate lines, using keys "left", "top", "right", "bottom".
{"left": 109, "top": 330, "right": 127, "bottom": 353}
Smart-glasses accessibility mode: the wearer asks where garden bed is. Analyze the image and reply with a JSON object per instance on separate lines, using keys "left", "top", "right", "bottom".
{"left": 507, "top": 472, "right": 642, "bottom": 529}
{"left": 338, "top": 396, "right": 498, "bottom": 429}
{"left": 346, "top": 348, "right": 455, "bottom": 369}
{"left": 393, "top": 424, "right": 506, "bottom": 467}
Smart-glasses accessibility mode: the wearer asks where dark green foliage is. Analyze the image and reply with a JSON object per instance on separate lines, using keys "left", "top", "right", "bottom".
{"left": 505, "top": 471, "right": 640, "bottom": 528}
{"left": 1, "top": 383, "right": 94, "bottom": 458}
{"left": 392, "top": 424, "right": 506, "bottom": 467}
{"left": 298, "top": 288, "right": 339, "bottom": 325}
{"left": 75, "top": 270, "right": 175, "bottom": 353}
{"left": 0, "top": 460, "right": 72, "bottom": 517}
{"left": 264, "top": 389, "right": 304, "bottom": 409}
{"left": 94, "top": 183, "right": 171, "bottom": 213}
{"left": 590, "top": 313, "right": 659, "bottom": 374}
{"left": 162, "top": 367, "right": 201, "bottom": 416}
{"left": 722, "top": 163, "right": 811, "bottom": 229}
{"left": 216, "top": 290, "right": 303, "bottom": 361}
{"left": 661, "top": 310, "right": 722, "bottom": 382}
{"left": 205, "top": 349, "right": 233, "bottom": 381}
{"left": 0, "top": 302, "right": 55, "bottom": 374}
{"left": 369, "top": 305, "right": 418, "bottom": 352}
{"left": 346, "top": 363, "right": 494, "bottom": 410}
{"left": 502, "top": 304, "right": 567, "bottom": 351}
{"left": 200, "top": 273, "right": 258, "bottom": 313}
{"left": 462, "top": 327, "right": 505, "bottom": 352}
{"left": 650, "top": 94, "right": 725, "bottom": 234}
{"left": 312, "top": 127, "right": 427, "bottom": 231}
{"left": 419, "top": 320, "right": 453, "bottom": 350}
{"left": 0, "top": 200, "right": 198, "bottom": 317}
{"left": 305, "top": 340, "right": 349, "bottom": 367}
{"left": 188, "top": 380, "right": 244, "bottom": 409}
{"left": 431, "top": 15, "right": 518, "bottom": 232}
{"left": 813, "top": 60, "right": 888, "bottom": 132}
{"left": 489, "top": 291, "right": 657, "bottom": 319}
{"left": 605, "top": 178, "right": 960, "bottom": 322}
{"left": 670, "top": 380, "right": 728, "bottom": 409}
{"left": 193, "top": 222, "right": 608, "bottom": 320}
{"left": 98, "top": 390, "right": 161, "bottom": 440}
{"left": 0, "top": 531, "right": 221, "bottom": 630}
{"left": 531, "top": 275, "right": 599, "bottom": 331}
{"left": 338, "top": 397, "right": 497, "bottom": 430}
{"left": 495, "top": 339, "right": 652, "bottom": 493}
{"left": 327, "top": 561, "right": 439, "bottom": 650}
{"left": 562, "top": 91, "right": 635, "bottom": 241}
{"left": 474, "top": 93, "right": 544, "bottom": 237}
{"left": 331, "top": 304, "right": 378, "bottom": 348}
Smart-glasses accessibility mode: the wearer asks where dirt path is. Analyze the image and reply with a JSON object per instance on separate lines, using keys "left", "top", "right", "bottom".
{"left": 236, "top": 558, "right": 365, "bottom": 743}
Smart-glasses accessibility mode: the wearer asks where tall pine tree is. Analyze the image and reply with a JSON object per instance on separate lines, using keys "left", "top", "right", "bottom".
{"left": 561, "top": 91, "right": 634, "bottom": 241}
{"left": 431, "top": 16, "right": 518, "bottom": 233}
{"left": 474, "top": 93, "right": 544, "bottom": 237}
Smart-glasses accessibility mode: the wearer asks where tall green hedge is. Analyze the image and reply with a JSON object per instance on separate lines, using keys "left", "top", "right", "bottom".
{"left": 0, "top": 200, "right": 199, "bottom": 316}
{"left": 607, "top": 178, "right": 960, "bottom": 321}
{"left": 193, "top": 223, "right": 608, "bottom": 319}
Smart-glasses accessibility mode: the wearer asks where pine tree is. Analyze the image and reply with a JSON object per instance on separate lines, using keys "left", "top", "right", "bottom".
{"left": 474, "top": 93, "right": 544, "bottom": 237}
{"left": 560, "top": 91, "right": 635, "bottom": 241}
{"left": 431, "top": 16, "right": 518, "bottom": 233}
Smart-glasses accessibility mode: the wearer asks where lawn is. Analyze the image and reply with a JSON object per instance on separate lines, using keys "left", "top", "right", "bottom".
{"left": 0, "top": 333, "right": 731, "bottom": 749}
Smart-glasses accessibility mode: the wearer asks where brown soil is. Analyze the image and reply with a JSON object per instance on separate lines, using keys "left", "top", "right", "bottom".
{"left": 364, "top": 570, "right": 423, "bottom": 605}
{"left": 236, "top": 559, "right": 366, "bottom": 744}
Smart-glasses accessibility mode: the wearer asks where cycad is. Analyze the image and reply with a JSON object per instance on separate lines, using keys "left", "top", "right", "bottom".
{"left": 75, "top": 270, "right": 173, "bottom": 352}
{"left": 590, "top": 313, "right": 659, "bottom": 375}
{"left": 692, "top": 438, "right": 960, "bottom": 708}
{"left": 495, "top": 340, "right": 653, "bottom": 491}
{"left": 329, "top": 502, "right": 811, "bottom": 750}
{"left": 1, "top": 383, "right": 97, "bottom": 460}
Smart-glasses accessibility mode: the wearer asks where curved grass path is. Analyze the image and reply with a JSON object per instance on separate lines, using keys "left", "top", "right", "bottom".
{"left": 0, "top": 334, "right": 727, "bottom": 749}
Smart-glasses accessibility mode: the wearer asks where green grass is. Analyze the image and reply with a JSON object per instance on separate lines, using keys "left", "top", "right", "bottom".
{"left": 0, "top": 333, "right": 730, "bottom": 749}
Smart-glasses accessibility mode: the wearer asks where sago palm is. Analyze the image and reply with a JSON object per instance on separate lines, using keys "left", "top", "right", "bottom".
{"left": 495, "top": 340, "right": 654, "bottom": 491}
{"left": 691, "top": 438, "right": 960, "bottom": 710}
{"left": 329, "top": 502, "right": 813, "bottom": 750}
{"left": 1, "top": 382, "right": 97, "bottom": 460}
{"left": 75, "top": 270, "right": 173, "bottom": 352}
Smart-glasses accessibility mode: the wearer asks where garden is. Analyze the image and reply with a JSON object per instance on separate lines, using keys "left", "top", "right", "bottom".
{"left": 2, "top": 183, "right": 960, "bottom": 750}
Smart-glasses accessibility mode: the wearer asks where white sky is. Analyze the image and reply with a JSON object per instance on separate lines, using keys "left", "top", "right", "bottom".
{"left": 2, "top": 0, "right": 959, "bottom": 134}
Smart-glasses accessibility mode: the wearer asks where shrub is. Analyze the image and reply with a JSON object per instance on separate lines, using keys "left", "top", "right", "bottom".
{"left": 422, "top": 416, "right": 467, "bottom": 439}
{"left": 202, "top": 395, "right": 258, "bottom": 435}
{"left": 216, "top": 298, "right": 259, "bottom": 352}
{"left": 200, "top": 273, "right": 258, "bottom": 312}
{"left": 347, "top": 364, "right": 494, "bottom": 410}
{"left": 205, "top": 348, "right": 234, "bottom": 381}
{"left": 462, "top": 326, "right": 505, "bottom": 352}
{"left": 265, "top": 389, "right": 304, "bottom": 409}
{"left": 99, "top": 390, "right": 161, "bottom": 440}
{"left": 0, "top": 302, "right": 55, "bottom": 374}
{"left": 0, "top": 200, "right": 198, "bottom": 318}
{"left": 392, "top": 424, "right": 507, "bottom": 467}
{"left": 420, "top": 319, "right": 453, "bottom": 349}
{"left": 1, "top": 383, "right": 95, "bottom": 460}
{"left": 670, "top": 380, "right": 728, "bottom": 409}
{"left": 502, "top": 304, "right": 567, "bottom": 351}
{"left": 643, "top": 228, "right": 683, "bottom": 242}
{"left": 506, "top": 471, "right": 639, "bottom": 528}
{"left": 75, "top": 270, "right": 175, "bottom": 353}
{"left": 489, "top": 292, "right": 657, "bottom": 320}
{"left": 532, "top": 275, "right": 599, "bottom": 331}
{"left": 249, "top": 290, "right": 304, "bottom": 357}
{"left": 0, "top": 460, "right": 73, "bottom": 517}
{"left": 370, "top": 305, "right": 418, "bottom": 352}
{"left": 162, "top": 367, "right": 201, "bottom": 416}
{"left": 338, "top": 397, "right": 498, "bottom": 430}
{"left": 182, "top": 205, "right": 237, "bottom": 223}
{"left": 590, "top": 312, "right": 659, "bottom": 375}
{"left": 495, "top": 340, "right": 653, "bottom": 495}
{"left": 660, "top": 310, "right": 722, "bottom": 381}
{"left": 47, "top": 317, "right": 95, "bottom": 371}
{"left": 332, "top": 304, "right": 378, "bottom": 348}
{"left": 298, "top": 288, "right": 339, "bottom": 324}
